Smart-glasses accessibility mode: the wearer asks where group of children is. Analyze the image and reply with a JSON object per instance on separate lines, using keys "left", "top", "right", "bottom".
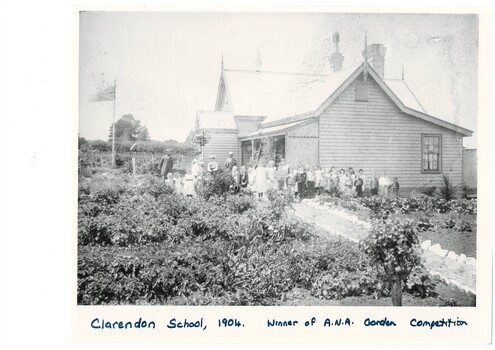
{"left": 163, "top": 157, "right": 400, "bottom": 200}
{"left": 240, "top": 162, "right": 400, "bottom": 200}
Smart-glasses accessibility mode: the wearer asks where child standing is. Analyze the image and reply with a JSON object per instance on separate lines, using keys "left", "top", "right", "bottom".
{"left": 369, "top": 172, "right": 379, "bottom": 196}
{"left": 183, "top": 169, "right": 196, "bottom": 197}
{"left": 338, "top": 169, "right": 347, "bottom": 194}
{"left": 165, "top": 173, "right": 175, "bottom": 190}
{"left": 173, "top": 172, "right": 183, "bottom": 195}
{"left": 306, "top": 166, "right": 315, "bottom": 199}
{"left": 379, "top": 172, "right": 391, "bottom": 197}
{"left": 254, "top": 161, "right": 268, "bottom": 199}
{"left": 231, "top": 165, "right": 240, "bottom": 193}
{"left": 354, "top": 172, "right": 364, "bottom": 197}
{"left": 239, "top": 166, "right": 249, "bottom": 190}
{"left": 314, "top": 165, "right": 322, "bottom": 195}
{"left": 296, "top": 166, "right": 307, "bottom": 200}
{"left": 390, "top": 177, "right": 400, "bottom": 196}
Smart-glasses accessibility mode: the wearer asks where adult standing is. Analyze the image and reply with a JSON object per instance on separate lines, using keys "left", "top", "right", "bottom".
{"left": 159, "top": 149, "right": 174, "bottom": 180}
{"left": 224, "top": 152, "right": 237, "bottom": 172}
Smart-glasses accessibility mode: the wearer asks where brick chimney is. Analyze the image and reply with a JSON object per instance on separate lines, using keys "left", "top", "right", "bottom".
{"left": 364, "top": 43, "right": 386, "bottom": 79}
{"left": 329, "top": 32, "right": 344, "bottom": 73}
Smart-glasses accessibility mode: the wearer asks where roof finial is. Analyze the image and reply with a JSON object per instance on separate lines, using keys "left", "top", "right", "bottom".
{"left": 221, "top": 51, "right": 224, "bottom": 70}
{"left": 363, "top": 31, "right": 368, "bottom": 81}
{"left": 333, "top": 32, "right": 340, "bottom": 53}
{"left": 402, "top": 63, "right": 405, "bottom": 80}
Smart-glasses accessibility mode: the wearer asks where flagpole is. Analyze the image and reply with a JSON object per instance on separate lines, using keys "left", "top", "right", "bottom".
{"left": 111, "top": 79, "right": 117, "bottom": 168}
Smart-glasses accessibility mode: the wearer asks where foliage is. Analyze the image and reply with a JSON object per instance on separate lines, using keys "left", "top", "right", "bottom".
{"left": 78, "top": 135, "right": 89, "bottom": 150}
{"left": 253, "top": 137, "right": 285, "bottom": 166}
{"left": 266, "top": 189, "right": 294, "bottom": 220}
{"left": 201, "top": 170, "right": 235, "bottom": 200}
{"left": 434, "top": 173, "right": 461, "bottom": 201}
{"left": 87, "top": 140, "right": 199, "bottom": 157}
{"left": 360, "top": 219, "right": 422, "bottom": 305}
{"left": 225, "top": 194, "right": 256, "bottom": 214}
{"left": 78, "top": 174, "right": 439, "bottom": 305}
{"left": 307, "top": 240, "right": 380, "bottom": 300}
{"left": 325, "top": 185, "right": 344, "bottom": 198}
{"left": 109, "top": 114, "right": 150, "bottom": 142}
{"left": 416, "top": 217, "right": 436, "bottom": 232}
{"left": 404, "top": 265, "right": 439, "bottom": 298}
{"left": 355, "top": 195, "right": 476, "bottom": 216}
{"left": 361, "top": 219, "right": 421, "bottom": 281}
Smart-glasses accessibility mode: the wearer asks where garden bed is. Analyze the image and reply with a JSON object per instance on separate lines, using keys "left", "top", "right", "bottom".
{"left": 77, "top": 170, "right": 477, "bottom": 306}
{"left": 314, "top": 195, "right": 477, "bottom": 258}
{"left": 281, "top": 283, "right": 475, "bottom": 307}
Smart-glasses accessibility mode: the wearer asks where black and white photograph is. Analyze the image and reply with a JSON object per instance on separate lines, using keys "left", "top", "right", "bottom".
{"left": 77, "top": 11, "right": 481, "bottom": 309}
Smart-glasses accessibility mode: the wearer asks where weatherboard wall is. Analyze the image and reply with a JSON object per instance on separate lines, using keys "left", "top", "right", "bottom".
{"left": 202, "top": 129, "right": 239, "bottom": 167}
{"left": 286, "top": 120, "right": 319, "bottom": 166}
{"left": 318, "top": 74, "right": 465, "bottom": 189}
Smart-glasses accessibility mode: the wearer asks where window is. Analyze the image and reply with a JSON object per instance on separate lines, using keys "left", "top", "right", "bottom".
{"left": 355, "top": 78, "right": 368, "bottom": 102}
{"left": 422, "top": 135, "right": 442, "bottom": 173}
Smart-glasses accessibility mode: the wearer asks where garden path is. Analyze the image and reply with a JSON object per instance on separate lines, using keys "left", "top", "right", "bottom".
{"left": 292, "top": 201, "right": 476, "bottom": 294}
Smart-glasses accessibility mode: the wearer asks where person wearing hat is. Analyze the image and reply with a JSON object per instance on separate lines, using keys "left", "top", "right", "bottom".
{"left": 224, "top": 151, "right": 237, "bottom": 172}
{"left": 207, "top": 155, "right": 218, "bottom": 174}
{"left": 159, "top": 149, "right": 174, "bottom": 180}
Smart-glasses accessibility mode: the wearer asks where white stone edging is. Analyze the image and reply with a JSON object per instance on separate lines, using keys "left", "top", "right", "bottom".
{"left": 429, "top": 271, "right": 476, "bottom": 296}
{"left": 420, "top": 240, "right": 476, "bottom": 266}
{"left": 303, "top": 198, "right": 477, "bottom": 296}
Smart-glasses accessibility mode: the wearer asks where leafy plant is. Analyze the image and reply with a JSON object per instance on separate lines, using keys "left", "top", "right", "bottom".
{"left": 360, "top": 219, "right": 422, "bottom": 306}
{"left": 266, "top": 189, "right": 294, "bottom": 220}
{"left": 434, "top": 173, "right": 461, "bottom": 201}
{"left": 201, "top": 170, "right": 235, "bottom": 200}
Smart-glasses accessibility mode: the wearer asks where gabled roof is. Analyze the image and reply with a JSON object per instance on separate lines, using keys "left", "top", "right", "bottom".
{"left": 383, "top": 79, "right": 426, "bottom": 113}
{"left": 220, "top": 63, "right": 361, "bottom": 123}
{"left": 215, "top": 61, "right": 473, "bottom": 137}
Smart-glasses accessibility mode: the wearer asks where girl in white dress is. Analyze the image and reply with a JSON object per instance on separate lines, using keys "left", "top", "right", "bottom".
{"left": 254, "top": 161, "right": 268, "bottom": 199}
{"left": 173, "top": 172, "right": 183, "bottom": 195}
{"left": 182, "top": 169, "right": 196, "bottom": 197}
{"left": 266, "top": 160, "right": 277, "bottom": 191}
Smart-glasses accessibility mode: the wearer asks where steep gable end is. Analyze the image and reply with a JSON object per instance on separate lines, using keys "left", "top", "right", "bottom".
{"left": 312, "top": 64, "right": 472, "bottom": 137}
{"left": 215, "top": 73, "right": 233, "bottom": 112}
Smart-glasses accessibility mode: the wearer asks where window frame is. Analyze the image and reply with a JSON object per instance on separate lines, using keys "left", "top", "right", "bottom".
{"left": 421, "top": 134, "right": 442, "bottom": 174}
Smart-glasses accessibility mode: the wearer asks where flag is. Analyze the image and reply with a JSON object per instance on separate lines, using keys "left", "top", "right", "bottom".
{"left": 92, "top": 84, "right": 115, "bottom": 101}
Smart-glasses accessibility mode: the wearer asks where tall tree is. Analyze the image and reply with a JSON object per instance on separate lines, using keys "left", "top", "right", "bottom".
{"left": 108, "top": 114, "right": 150, "bottom": 141}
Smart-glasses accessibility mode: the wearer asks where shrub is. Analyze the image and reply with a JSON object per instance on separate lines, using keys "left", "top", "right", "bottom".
{"left": 202, "top": 171, "right": 235, "bottom": 199}
{"left": 416, "top": 217, "right": 436, "bottom": 232}
{"left": 225, "top": 194, "right": 256, "bottom": 214}
{"left": 266, "top": 189, "right": 294, "bottom": 220}
{"left": 434, "top": 173, "right": 460, "bottom": 201}
{"left": 360, "top": 219, "right": 422, "bottom": 306}
{"left": 404, "top": 265, "right": 438, "bottom": 298}
{"left": 308, "top": 240, "right": 380, "bottom": 300}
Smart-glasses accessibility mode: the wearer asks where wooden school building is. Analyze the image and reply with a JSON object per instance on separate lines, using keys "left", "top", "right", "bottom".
{"left": 193, "top": 34, "right": 473, "bottom": 190}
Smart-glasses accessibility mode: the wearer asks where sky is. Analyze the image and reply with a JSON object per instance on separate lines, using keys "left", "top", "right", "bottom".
{"left": 79, "top": 12, "right": 479, "bottom": 148}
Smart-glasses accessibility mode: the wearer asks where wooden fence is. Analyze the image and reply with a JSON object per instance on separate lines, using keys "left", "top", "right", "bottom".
{"left": 83, "top": 151, "right": 197, "bottom": 174}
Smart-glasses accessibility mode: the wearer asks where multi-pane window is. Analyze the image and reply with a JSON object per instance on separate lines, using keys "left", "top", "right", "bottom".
{"left": 422, "top": 135, "right": 441, "bottom": 173}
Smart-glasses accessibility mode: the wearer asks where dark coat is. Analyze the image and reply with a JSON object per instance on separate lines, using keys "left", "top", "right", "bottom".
{"left": 159, "top": 155, "right": 173, "bottom": 177}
